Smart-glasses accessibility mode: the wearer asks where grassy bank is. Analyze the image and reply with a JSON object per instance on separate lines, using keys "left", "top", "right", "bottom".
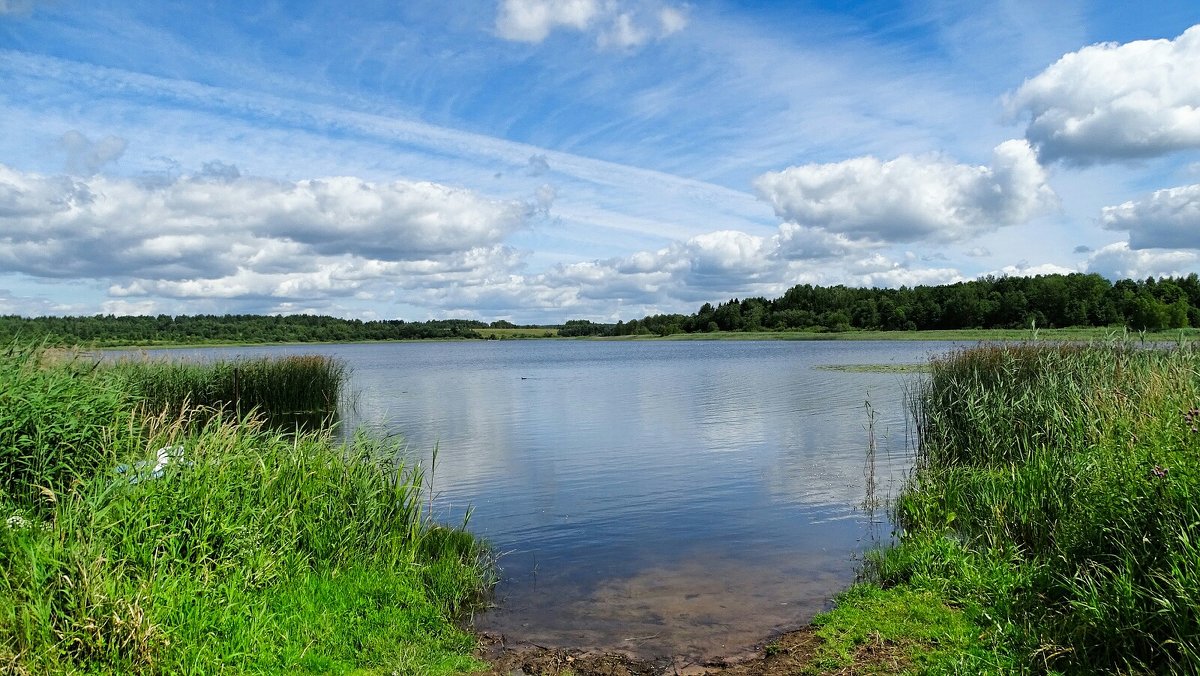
{"left": 481, "top": 327, "right": 557, "bottom": 339}
{"left": 808, "top": 342, "right": 1200, "bottom": 673}
{"left": 0, "top": 344, "right": 491, "bottom": 675}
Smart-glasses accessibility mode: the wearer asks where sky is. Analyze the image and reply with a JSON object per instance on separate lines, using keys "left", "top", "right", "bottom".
{"left": 1, "top": 1, "right": 1199, "bottom": 323}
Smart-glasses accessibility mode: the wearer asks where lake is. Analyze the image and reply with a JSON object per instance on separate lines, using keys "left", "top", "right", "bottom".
{"left": 133, "top": 339, "right": 961, "bottom": 661}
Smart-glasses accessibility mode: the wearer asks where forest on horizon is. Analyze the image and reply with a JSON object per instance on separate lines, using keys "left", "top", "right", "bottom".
{"left": 3, "top": 273, "right": 1199, "bottom": 346}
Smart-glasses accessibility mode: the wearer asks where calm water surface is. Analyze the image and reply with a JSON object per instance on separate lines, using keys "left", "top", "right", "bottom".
{"left": 138, "top": 339, "right": 961, "bottom": 660}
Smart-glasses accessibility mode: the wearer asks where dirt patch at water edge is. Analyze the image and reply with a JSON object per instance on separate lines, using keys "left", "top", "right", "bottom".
{"left": 474, "top": 556, "right": 852, "bottom": 664}
{"left": 475, "top": 626, "right": 910, "bottom": 676}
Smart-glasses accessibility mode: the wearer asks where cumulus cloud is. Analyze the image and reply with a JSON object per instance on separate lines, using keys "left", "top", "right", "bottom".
{"left": 849, "top": 253, "right": 900, "bottom": 274}
{"left": 754, "top": 140, "right": 1056, "bottom": 244}
{"left": 667, "top": 230, "right": 781, "bottom": 292}
{"left": 836, "top": 253, "right": 962, "bottom": 288}
{"left": 855, "top": 266, "right": 962, "bottom": 289}
{"left": 59, "top": 130, "right": 127, "bottom": 175}
{"left": 494, "top": 0, "right": 687, "bottom": 49}
{"left": 1100, "top": 183, "right": 1200, "bottom": 250}
{"left": 475, "top": 219, "right": 968, "bottom": 317}
{"left": 1007, "top": 24, "right": 1200, "bottom": 163}
{"left": 991, "top": 262, "right": 1078, "bottom": 278}
{"left": 495, "top": 0, "right": 598, "bottom": 42}
{"left": 774, "top": 223, "right": 866, "bottom": 260}
{"left": 0, "top": 163, "right": 532, "bottom": 303}
{"left": 1084, "top": 241, "right": 1200, "bottom": 280}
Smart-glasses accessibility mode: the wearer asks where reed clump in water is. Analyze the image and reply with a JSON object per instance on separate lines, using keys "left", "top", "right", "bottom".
{"left": 0, "top": 343, "right": 490, "bottom": 675}
{"left": 108, "top": 353, "right": 347, "bottom": 429}
{"left": 863, "top": 342, "right": 1200, "bottom": 672}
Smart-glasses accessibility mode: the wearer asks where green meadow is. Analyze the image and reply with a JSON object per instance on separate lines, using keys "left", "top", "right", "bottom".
{"left": 0, "top": 344, "right": 491, "bottom": 675}
{"left": 810, "top": 342, "right": 1200, "bottom": 673}
{"left": 480, "top": 327, "right": 559, "bottom": 339}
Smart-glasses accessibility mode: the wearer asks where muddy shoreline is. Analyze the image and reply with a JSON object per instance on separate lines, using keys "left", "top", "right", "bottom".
{"left": 475, "top": 624, "right": 898, "bottom": 676}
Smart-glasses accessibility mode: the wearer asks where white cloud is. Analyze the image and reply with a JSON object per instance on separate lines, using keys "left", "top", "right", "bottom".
{"left": 1007, "top": 24, "right": 1200, "bottom": 163}
{"left": 559, "top": 229, "right": 784, "bottom": 305}
{"left": 773, "top": 223, "right": 867, "bottom": 260}
{"left": 0, "top": 163, "right": 534, "bottom": 308}
{"left": 0, "top": 287, "right": 89, "bottom": 315}
{"left": 754, "top": 140, "right": 1056, "bottom": 244}
{"left": 849, "top": 253, "right": 899, "bottom": 275}
{"left": 494, "top": 0, "right": 687, "bottom": 49}
{"left": 991, "top": 262, "right": 1078, "bottom": 278}
{"left": 1100, "top": 183, "right": 1200, "bottom": 250}
{"left": 101, "top": 298, "right": 161, "bottom": 315}
{"left": 658, "top": 6, "right": 686, "bottom": 36}
{"left": 495, "top": 0, "right": 599, "bottom": 43}
{"left": 679, "top": 230, "right": 773, "bottom": 279}
{"left": 1084, "top": 241, "right": 1200, "bottom": 280}
{"left": 855, "top": 266, "right": 962, "bottom": 289}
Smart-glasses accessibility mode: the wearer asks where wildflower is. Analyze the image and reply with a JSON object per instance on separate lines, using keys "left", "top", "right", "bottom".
{"left": 1151, "top": 465, "right": 1168, "bottom": 479}
{"left": 1185, "top": 407, "right": 1200, "bottom": 432}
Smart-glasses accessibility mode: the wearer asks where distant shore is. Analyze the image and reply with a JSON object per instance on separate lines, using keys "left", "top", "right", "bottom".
{"left": 83, "top": 325, "right": 1196, "bottom": 350}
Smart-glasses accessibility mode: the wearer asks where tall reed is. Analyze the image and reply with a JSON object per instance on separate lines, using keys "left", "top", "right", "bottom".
{"left": 881, "top": 342, "right": 1200, "bottom": 672}
{"left": 108, "top": 354, "right": 347, "bottom": 429}
{"left": 0, "top": 343, "right": 138, "bottom": 510}
{"left": 0, "top": 345, "right": 490, "bottom": 674}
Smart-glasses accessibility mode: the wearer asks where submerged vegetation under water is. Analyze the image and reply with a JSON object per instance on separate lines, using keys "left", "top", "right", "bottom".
{"left": 0, "top": 343, "right": 491, "bottom": 675}
{"left": 812, "top": 341, "right": 1200, "bottom": 674}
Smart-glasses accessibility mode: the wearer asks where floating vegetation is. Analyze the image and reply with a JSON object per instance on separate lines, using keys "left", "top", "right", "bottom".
{"left": 816, "top": 362, "right": 930, "bottom": 373}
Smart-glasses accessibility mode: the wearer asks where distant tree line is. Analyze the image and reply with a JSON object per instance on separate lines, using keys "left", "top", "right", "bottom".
{"left": 5, "top": 273, "right": 1200, "bottom": 346}
{"left": 0, "top": 314, "right": 491, "bottom": 346}
{"left": 584, "top": 273, "right": 1200, "bottom": 337}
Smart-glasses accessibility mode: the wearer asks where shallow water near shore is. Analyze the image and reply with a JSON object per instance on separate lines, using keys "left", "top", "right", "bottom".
{"left": 126, "top": 339, "right": 961, "bottom": 661}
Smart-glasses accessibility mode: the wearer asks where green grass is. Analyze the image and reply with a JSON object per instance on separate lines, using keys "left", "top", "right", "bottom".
{"left": 0, "top": 343, "right": 491, "bottom": 675}
{"left": 809, "top": 584, "right": 1010, "bottom": 674}
{"left": 813, "top": 341, "right": 1200, "bottom": 674}
{"left": 479, "top": 327, "right": 557, "bottom": 339}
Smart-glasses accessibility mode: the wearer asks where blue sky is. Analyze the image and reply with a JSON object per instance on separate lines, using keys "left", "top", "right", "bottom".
{"left": 1, "top": 1, "right": 1198, "bottom": 322}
